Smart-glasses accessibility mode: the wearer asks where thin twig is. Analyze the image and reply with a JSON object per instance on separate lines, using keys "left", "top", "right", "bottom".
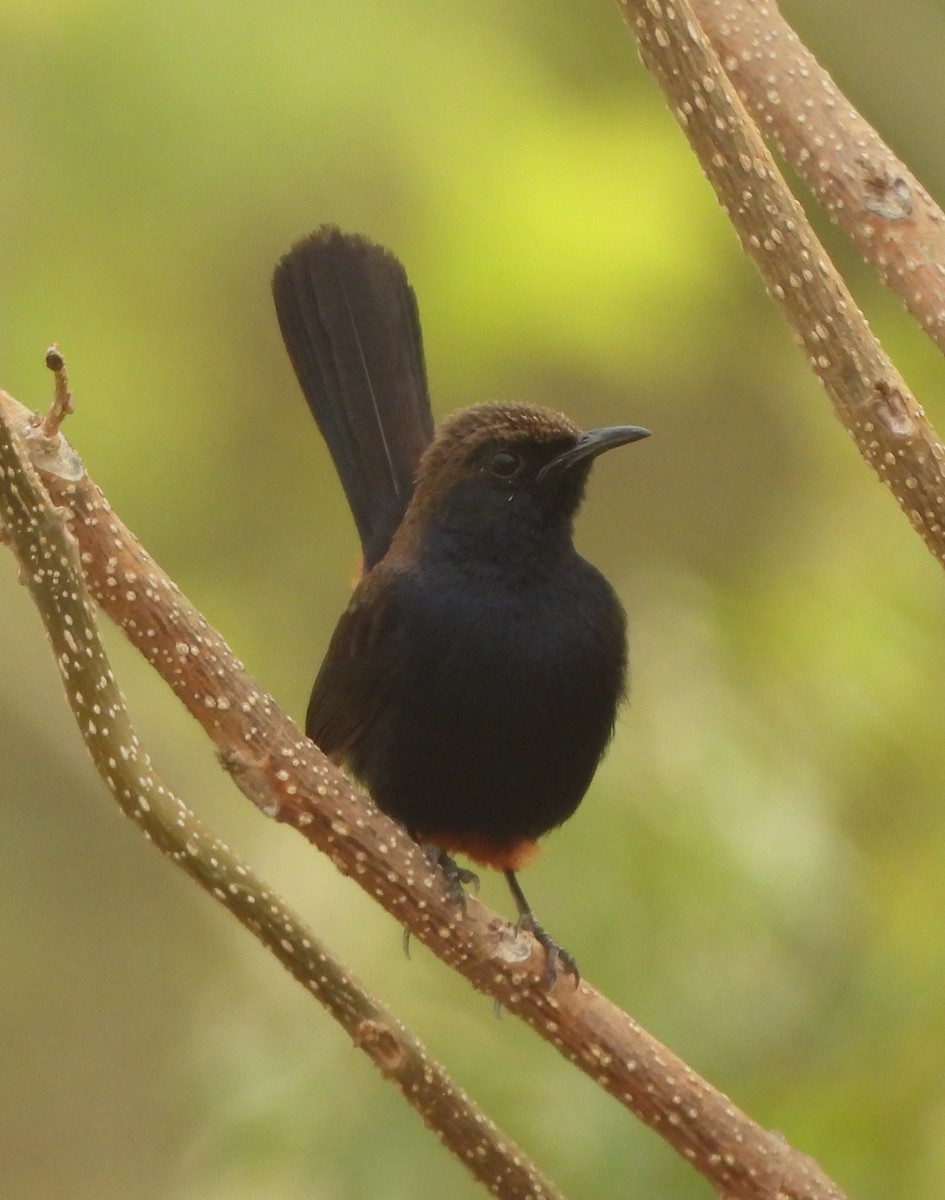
{"left": 615, "top": 0, "right": 945, "bottom": 575}
{"left": 0, "top": 390, "right": 567, "bottom": 1200}
{"left": 694, "top": 0, "right": 945, "bottom": 355}
{"left": 0, "top": 382, "right": 848, "bottom": 1200}
{"left": 42, "top": 344, "right": 73, "bottom": 436}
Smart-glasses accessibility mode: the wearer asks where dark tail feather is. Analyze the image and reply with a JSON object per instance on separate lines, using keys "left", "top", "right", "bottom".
{"left": 272, "top": 227, "right": 434, "bottom": 569}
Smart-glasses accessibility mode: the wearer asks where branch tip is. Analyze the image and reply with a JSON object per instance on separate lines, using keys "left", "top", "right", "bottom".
{"left": 42, "top": 344, "right": 74, "bottom": 437}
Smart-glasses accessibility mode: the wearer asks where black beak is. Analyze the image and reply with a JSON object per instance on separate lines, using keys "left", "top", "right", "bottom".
{"left": 538, "top": 425, "right": 651, "bottom": 481}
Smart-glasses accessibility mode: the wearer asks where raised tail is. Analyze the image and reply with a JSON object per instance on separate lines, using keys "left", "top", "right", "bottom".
{"left": 272, "top": 226, "right": 434, "bottom": 568}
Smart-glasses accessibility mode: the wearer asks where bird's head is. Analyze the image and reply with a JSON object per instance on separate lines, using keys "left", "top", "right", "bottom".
{"left": 395, "top": 403, "right": 649, "bottom": 561}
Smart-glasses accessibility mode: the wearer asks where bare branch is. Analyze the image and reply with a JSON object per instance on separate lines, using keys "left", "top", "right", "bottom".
{"left": 615, "top": 0, "right": 945, "bottom": 574}
{"left": 0, "top": 390, "right": 568, "bottom": 1200}
{"left": 694, "top": 0, "right": 945, "bottom": 355}
{"left": 0, "top": 379, "right": 850, "bottom": 1199}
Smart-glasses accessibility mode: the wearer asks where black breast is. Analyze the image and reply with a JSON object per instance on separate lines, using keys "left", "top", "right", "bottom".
{"left": 348, "top": 554, "right": 627, "bottom": 847}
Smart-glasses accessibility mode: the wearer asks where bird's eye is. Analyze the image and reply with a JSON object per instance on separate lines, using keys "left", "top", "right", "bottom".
{"left": 488, "top": 450, "right": 523, "bottom": 479}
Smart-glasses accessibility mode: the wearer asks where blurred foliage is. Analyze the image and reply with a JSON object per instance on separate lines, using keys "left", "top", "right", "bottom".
{"left": 2, "top": 1, "right": 945, "bottom": 1197}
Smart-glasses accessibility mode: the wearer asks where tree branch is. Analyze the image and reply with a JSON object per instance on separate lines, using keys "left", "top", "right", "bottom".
{"left": 0, "top": 381, "right": 849, "bottom": 1199}
{"left": 616, "top": 0, "right": 945, "bottom": 573}
{"left": 694, "top": 0, "right": 945, "bottom": 355}
{"left": 0, "top": 388, "right": 567, "bottom": 1200}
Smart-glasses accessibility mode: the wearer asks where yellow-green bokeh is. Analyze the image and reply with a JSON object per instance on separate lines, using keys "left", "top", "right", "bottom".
{"left": 3, "top": 2, "right": 945, "bottom": 1198}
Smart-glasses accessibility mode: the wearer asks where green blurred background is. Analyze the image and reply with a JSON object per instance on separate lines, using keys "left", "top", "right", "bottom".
{"left": 3, "top": 1, "right": 945, "bottom": 1197}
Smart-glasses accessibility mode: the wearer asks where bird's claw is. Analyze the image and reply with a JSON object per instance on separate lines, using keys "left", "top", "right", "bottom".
{"left": 517, "top": 914, "right": 580, "bottom": 987}
{"left": 423, "top": 845, "right": 479, "bottom": 911}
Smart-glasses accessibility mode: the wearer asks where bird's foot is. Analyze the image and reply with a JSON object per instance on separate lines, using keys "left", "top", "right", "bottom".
{"left": 516, "top": 913, "right": 579, "bottom": 987}
{"left": 423, "top": 845, "right": 479, "bottom": 911}
{"left": 402, "top": 847, "right": 478, "bottom": 959}
{"left": 503, "top": 869, "right": 579, "bottom": 986}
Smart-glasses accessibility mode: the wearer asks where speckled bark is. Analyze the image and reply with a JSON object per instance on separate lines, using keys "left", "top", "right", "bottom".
{"left": 617, "top": 0, "right": 945, "bottom": 578}
{"left": 0, "top": 384, "right": 849, "bottom": 1198}
{"left": 694, "top": 0, "right": 945, "bottom": 355}
{"left": 0, "top": 390, "right": 565, "bottom": 1200}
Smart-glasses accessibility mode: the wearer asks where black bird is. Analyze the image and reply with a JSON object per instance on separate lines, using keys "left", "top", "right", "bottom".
{"left": 272, "top": 227, "right": 649, "bottom": 979}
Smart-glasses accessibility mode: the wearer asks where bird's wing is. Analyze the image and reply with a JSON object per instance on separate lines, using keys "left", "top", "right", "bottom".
{"left": 305, "top": 569, "right": 403, "bottom": 764}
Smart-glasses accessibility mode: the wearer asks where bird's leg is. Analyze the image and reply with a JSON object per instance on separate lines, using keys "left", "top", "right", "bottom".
{"left": 504, "top": 870, "right": 579, "bottom": 985}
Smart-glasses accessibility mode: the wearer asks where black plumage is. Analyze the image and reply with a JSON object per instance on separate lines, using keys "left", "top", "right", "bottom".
{"left": 273, "top": 227, "right": 649, "bottom": 978}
